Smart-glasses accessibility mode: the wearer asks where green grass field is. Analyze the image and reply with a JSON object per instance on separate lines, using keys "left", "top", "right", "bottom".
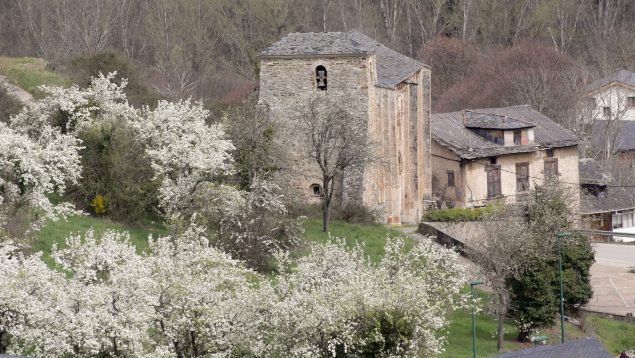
{"left": 0, "top": 57, "right": 72, "bottom": 97}
{"left": 34, "top": 215, "right": 167, "bottom": 266}
{"left": 302, "top": 218, "right": 406, "bottom": 262}
{"left": 584, "top": 314, "right": 635, "bottom": 355}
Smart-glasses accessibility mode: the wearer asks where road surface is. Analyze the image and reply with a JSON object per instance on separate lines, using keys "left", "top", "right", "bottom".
{"left": 593, "top": 243, "right": 635, "bottom": 267}
{"left": 586, "top": 243, "right": 635, "bottom": 316}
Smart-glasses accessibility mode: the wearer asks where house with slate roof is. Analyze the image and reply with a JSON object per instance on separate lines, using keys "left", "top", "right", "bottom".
{"left": 494, "top": 336, "right": 612, "bottom": 358}
{"left": 259, "top": 30, "right": 432, "bottom": 224}
{"left": 585, "top": 69, "right": 635, "bottom": 121}
{"left": 430, "top": 105, "right": 579, "bottom": 208}
{"left": 580, "top": 157, "right": 635, "bottom": 242}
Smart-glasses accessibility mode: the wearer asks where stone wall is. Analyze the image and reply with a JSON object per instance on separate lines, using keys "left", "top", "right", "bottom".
{"left": 259, "top": 55, "right": 371, "bottom": 205}
{"left": 431, "top": 141, "right": 463, "bottom": 205}
{"left": 431, "top": 144, "right": 580, "bottom": 208}
{"left": 259, "top": 55, "right": 431, "bottom": 224}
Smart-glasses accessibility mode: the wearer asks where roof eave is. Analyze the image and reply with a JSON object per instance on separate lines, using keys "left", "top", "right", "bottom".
{"left": 585, "top": 81, "right": 635, "bottom": 96}
{"left": 259, "top": 52, "right": 369, "bottom": 60}
{"left": 374, "top": 65, "right": 427, "bottom": 90}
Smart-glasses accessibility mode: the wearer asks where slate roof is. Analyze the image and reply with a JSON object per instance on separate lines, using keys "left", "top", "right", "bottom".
{"left": 464, "top": 111, "right": 535, "bottom": 130}
{"left": 590, "top": 120, "right": 635, "bottom": 152}
{"left": 260, "top": 30, "right": 425, "bottom": 89}
{"left": 585, "top": 69, "right": 635, "bottom": 93}
{"left": 432, "top": 105, "right": 578, "bottom": 159}
{"left": 495, "top": 337, "right": 612, "bottom": 358}
{"left": 579, "top": 157, "right": 609, "bottom": 185}
{"left": 579, "top": 158, "right": 635, "bottom": 214}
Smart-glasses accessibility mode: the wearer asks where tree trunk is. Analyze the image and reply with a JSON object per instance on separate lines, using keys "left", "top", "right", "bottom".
{"left": 497, "top": 311, "right": 505, "bottom": 352}
{"left": 322, "top": 198, "right": 330, "bottom": 232}
{"left": 322, "top": 177, "right": 332, "bottom": 232}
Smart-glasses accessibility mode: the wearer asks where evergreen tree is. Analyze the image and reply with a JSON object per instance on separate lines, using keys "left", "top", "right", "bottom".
{"left": 509, "top": 182, "right": 594, "bottom": 341}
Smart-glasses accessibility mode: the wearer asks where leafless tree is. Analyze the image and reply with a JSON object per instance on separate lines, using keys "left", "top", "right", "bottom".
{"left": 296, "top": 93, "right": 375, "bottom": 232}
{"left": 467, "top": 205, "right": 533, "bottom": 352}
{"left": 379, "top": 0, "right": 405, "bottom": 48}
{"left": 543, "top": 0, "right": 586, "bottom": 53}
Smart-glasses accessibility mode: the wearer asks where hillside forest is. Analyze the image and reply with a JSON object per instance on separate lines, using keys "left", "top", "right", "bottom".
{"left": 0, "top": 0, "right": 633, "bottom": 128}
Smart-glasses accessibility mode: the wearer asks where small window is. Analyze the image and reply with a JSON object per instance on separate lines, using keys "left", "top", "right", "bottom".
{"left": 546, "top": 149, "right": 554, "bottom": 158}
{"left": 516, "top": 163, "right": 529, "bottom": 192}
{"left": 612, "top": 213, "right": 623, "bottom": 229}
{"left": 487, "top": 165, "right": 502, "bottom": 198}
{"left": 544, "top": 158, "right": 558, "bottom": 178}
{"left": 447, "top": 171, "right": 455, "bottom": 187}
{"left": 489, "top": 157, "right": 497, "bottom": 164}
{"left": 513, "top": 129, "right": 522, "bottom": 145}
{"left": 315, "top": 65, "right": 327, "bottom": 91}
{"left": 310, "top": 183, "right": 323, "bottom": 196}
{"left": 603, "top": 106, "right": 611, "bottom": 117}
{"left": 628, "top": 97, "right": 635, "bottom": 108}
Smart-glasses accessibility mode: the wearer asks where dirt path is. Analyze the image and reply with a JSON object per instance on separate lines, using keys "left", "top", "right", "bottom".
{"left": 0, "top": 74, "right": 34, "bottom": 106}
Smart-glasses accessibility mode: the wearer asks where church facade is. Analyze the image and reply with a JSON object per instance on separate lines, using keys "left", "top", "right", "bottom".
{"left": 258, "top": 31, "right": 431, "bottom": 224}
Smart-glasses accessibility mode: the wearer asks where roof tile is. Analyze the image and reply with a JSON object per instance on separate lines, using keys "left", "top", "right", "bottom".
{"left": 260, "top": 30, "right": 425, "bottom": 88}
{"left": 432, "top": 105, "right": 578, "bottom": 159}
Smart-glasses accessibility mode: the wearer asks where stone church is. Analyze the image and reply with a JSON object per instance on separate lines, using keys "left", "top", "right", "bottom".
{"left": 258, "top": 30, "right": 431, "bottom": 224}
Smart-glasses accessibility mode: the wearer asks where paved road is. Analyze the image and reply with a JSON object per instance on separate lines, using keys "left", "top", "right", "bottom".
{"left": 593, "top": 243, "right": 635, "bottom": 267}
{"left": 587, "top": 243, "right": 635, "bottom": 316}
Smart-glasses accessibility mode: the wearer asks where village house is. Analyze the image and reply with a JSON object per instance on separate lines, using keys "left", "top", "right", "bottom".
{"left": 584, "top": 69, "right": 635, "bottom": 122}
{"left": 580, "top": 157, "right": 635, "bottom": 242}
{"left": 258, "top": 30, "right": 432, "bottom": 224}
{"left": 431, "top": 105, "right": 579, "bottom": 208}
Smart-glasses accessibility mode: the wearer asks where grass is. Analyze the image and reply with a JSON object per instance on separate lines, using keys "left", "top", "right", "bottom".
{"left": 302, "top": 218, "right": 407, "bottom": 262}
{"left": 0, "top": 57, "right": 72, "bottom": 97}
{"left": 442, "top": 287, "right": 592, "bottom": 358}
{"left": 584, "top": 313, "right": 635, "bottom": 355}
{"left": 34, "top": 215, "right": 167, "bottom": 267}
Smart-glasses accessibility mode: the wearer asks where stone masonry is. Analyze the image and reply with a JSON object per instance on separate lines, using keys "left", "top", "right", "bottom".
{"left": 258, "top": 31, "right": 431, "bottom": 224}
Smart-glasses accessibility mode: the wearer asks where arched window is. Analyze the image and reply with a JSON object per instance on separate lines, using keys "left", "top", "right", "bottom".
{"left": 310, "top": 183, "right": 323, "bottom": 196}
{"left": 315, "top": 65, "right": 327, "bottom": 91}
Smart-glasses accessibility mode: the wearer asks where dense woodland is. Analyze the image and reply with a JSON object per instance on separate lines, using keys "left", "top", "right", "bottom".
{"left": 0, "top": 0, "right": 633, "bottom": 118}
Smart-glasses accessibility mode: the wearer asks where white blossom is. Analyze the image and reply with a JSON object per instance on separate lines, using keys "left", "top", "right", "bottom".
{"left": 135, "top": 99, "right": 234, "bottom": 217}
{"left": 10, "top": 72, "right": 135, "bottom": 136}
{"left": 0, "top": 122, "right": 82, "bottom": 233}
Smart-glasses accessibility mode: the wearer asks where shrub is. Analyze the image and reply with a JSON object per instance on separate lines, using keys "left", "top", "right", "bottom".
{"left": 0, "top": 86, "right": 22, "bottom": 124}
{"left": 68, "top": 120, "right": 159, "bottom": 223}
{"left": 334, "top": 202, "right": 381, "bottom": 224}
{"left": 66, "top": 52, "right": 164, "bottom": 107}
{"left": 421, "top": 206, "right": 491, "bottom": 222}
{"left": 215, "top": 180, "right": 303, "bottom": 272}
{"left": 90, "top": 194, "right": 108, "bottom": 215}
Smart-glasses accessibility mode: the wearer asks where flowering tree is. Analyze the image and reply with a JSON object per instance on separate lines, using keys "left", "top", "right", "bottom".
{"left": 218, "top": 179, "right": 303, "bottom": 270}
{"left": 8, "top": 231, "right": 155, "bottom": 357}
{"left": 250, "top": 238, "right": 467, "bottom": 357}
{"left": 148, "top": 224, "right": 256, "bottom": 356}
{"left": 136, "top": 99, "right": 235, "bottom": 219}
{"left": 0, "top": 121, "right": 82, "bottom": 237}
{"left": 10, "top": 72, "right": 136, "bottom": 137}
{"left": 0, "top": 230, "right": 466, "bottom": 357}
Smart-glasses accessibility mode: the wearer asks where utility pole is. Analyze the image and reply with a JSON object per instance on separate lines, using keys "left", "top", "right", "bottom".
{"left": 470, "top": 280, "right": 484, "bottom": 358}
{"left": 557, "top": 232, "right": 571, "bottom": 344}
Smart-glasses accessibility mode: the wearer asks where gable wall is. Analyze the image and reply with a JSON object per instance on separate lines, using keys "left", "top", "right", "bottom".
{"left": 259, "top": 55, "right": 372, "bottom": 204}
{"left": 365, "top": 69, "right": 430, "bottom": 223}
{"left": 589, "top": 84, "right": 635, "bottom": 121}
{"left": 459, "top": 146, "right": 579, "bottom": 208}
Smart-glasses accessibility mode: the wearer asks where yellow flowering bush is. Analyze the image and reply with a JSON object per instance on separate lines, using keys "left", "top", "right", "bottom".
{"left": 90, "top": 194, "right": 108, "bottom": 215}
